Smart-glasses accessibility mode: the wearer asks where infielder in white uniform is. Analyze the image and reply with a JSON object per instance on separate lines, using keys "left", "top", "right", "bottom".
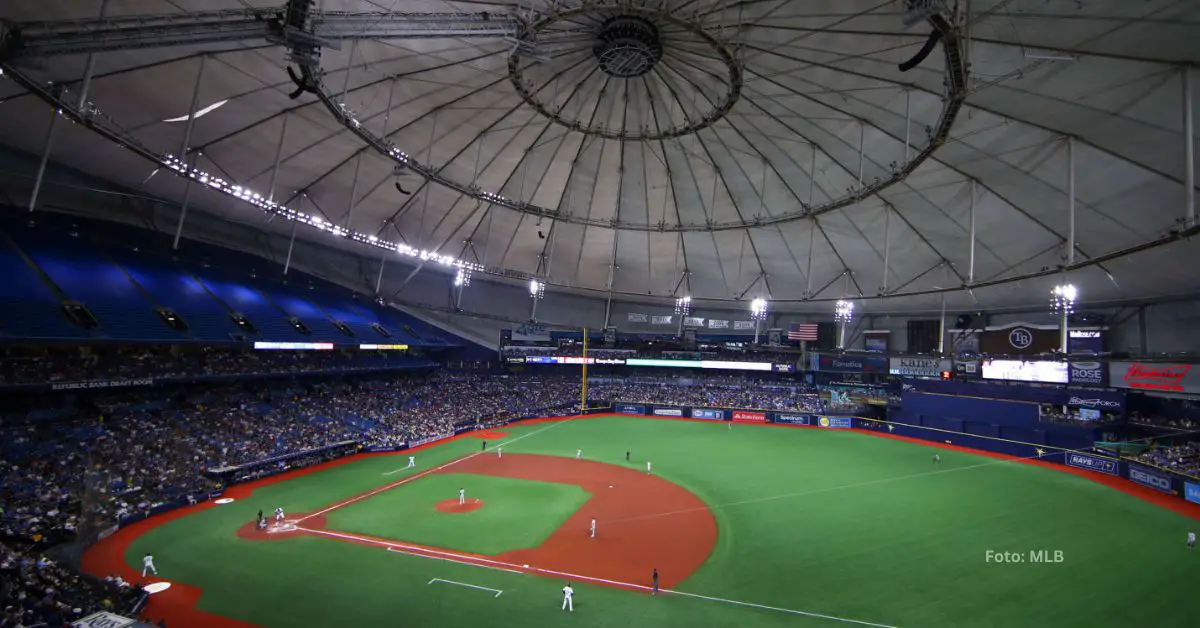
{"left": 407, "top": 456, "right": 415, "bottom": 468}
{"left": 561, "top": 583, "right": 574, "bottom": 611}
{"left": 1188, "top": 531, "right": 1196, "bottom": 548}
{"left": 576, "top": 449, "right": 582, "bottom": 460}
{"left": 142, "top": 553, "right": 156, "bottom": 577}
{"left": 497, "top": 446, "right": 503, "bottom": 458}
{"left": 274, "top": 507, "right": 285, "bottom": 522}
{"left": 646, "top": 460, "right": 652, "bottom": 473}
{"left": 589, "top": 518, "right": 596, "bottom": 538}
{"left": 459, "top": 488, "right": 466, "bottom": 505}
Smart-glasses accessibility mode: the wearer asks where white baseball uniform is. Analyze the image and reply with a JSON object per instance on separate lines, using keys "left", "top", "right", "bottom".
{"left": 590, "top": 519, "right": 596, "bottom": 538}
{"left": 1188, "top": 532, "right": 1196, "bottom": 548}
{"left": 142, "top": 554, "right": 156, "bottom": 576}
{"left": 576, "top": 449, "right": 582, "bottom": 459}
{"left": 407, "top": 456, "right": 415, "bottom": 468}
{"left": 561, "top": 585, "right": 574, "bottom": 611}
{"left": 646, "top": 461, "right": 652, "bottom": 473}
{"left": 459, "top": 488, "right": 466, "bottom": 505}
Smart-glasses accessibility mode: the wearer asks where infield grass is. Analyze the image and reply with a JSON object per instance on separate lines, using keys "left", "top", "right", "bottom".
{"left": 323, "top": 472, "right": 591, "bottom": 554}
{"left": 119, "top": 416, "right": 1199, "bottom": 628}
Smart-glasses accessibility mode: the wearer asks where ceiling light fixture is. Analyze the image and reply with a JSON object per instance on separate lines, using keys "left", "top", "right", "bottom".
{"left": 162, "top": 99, "right": 229, "bottom": 123}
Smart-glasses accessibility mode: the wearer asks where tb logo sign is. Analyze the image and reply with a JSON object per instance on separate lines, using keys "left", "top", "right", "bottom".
{"left": 1008, "top": 327, "right": 1033, "bottom": 350}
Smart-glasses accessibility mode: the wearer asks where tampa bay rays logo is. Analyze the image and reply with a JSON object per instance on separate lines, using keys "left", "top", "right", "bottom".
{"left": 1008, "top": 327, "right": 1033, "bottom": 349}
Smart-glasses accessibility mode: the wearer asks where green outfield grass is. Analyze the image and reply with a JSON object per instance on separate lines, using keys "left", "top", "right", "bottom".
{"left": 323, "top": 472, "right": 591, "bottom": 554}
{"left": 120, "top": 416, "right": 1199, "bottom": 628}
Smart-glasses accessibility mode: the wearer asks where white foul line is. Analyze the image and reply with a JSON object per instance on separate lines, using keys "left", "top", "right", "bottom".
{"left": 385, "top": 547, "right": 521, "bottom": 574}
{"left": 297, "top": 419, "right": 570, "bottom": 524}
{"left": 429, "top": 578, "right": 503, "bottom": 598}
{"left": 300, "top": 527, "right": 897, "bottom": 628}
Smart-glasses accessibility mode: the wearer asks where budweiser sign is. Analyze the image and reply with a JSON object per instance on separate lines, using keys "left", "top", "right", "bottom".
{"left": 1122, "top": 363, "right": 1192, "bottom": 392}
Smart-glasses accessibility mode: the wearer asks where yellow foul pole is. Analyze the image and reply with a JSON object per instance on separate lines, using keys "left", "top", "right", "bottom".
{"left": 581, "top": 327, "right": 588, "bottom": 414}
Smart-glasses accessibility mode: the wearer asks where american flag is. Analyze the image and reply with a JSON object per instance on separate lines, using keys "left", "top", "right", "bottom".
{"left": 788, "top": 323, "right": 819, "bottom": 341}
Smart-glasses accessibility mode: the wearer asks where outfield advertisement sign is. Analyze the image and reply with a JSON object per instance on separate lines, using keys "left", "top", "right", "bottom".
{"left": 1128, "top": 465, "right": 1174, "bottom": 493}
{"left": 731, "top": 410, "right": 767, "bottom": 422}
{"left": 811, "top": 354, "right": 888, "bottom": 373}
{"left": 653, "top": 408, "right": 683, "bottom": 417}
{"left": 691, "top": 408, "right": 725, "bottom": 420}
{"left": 1186, "top": 482, "right": 1200, "bottom": 505}
{"left": 775, "top": 414, "right": 811, "bottom": 425}
{"left": 888, "top": 357, "right": 949, "bottom": 377}
{"left": 818, "top": 416, "right": 853, "bottom": 429}
{"left": 50, "top": 378, "right": 154, "bottom": 391}
{"left": 1065, "top": 452, "right": 1119, "bottom": 475}
{"left": 1067, "top": 360, "right": 1107, "bottom": 386}
{"left": 616, "top": 404, "right": 645, "bottom": 415}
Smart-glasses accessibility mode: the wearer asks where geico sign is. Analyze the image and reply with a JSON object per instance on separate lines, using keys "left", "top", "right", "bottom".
{"left": 1129, "top": 467, "right": 1171, "bottom": 491}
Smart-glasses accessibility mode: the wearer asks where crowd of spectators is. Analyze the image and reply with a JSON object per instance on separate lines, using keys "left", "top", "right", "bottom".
{"left": 1133, "top": 442, "right": 1200, "bottom": 477}
{"left": 501, "top": 344, "right": 801, "bottom": 364}
{"left": 1, "top": 541, "right": 142, "bottom": 626}
{"left": 0, "top": 345, "right": 429, "bottom": 386}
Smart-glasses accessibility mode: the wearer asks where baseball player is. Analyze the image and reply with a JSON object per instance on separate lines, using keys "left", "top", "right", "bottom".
{"left": 142, "top": 553, "right": 156, "bottom": 577}
{"left": 576, "top": 449, "right": 582, "bottom": 460}
{"left": 459, "top": 488, "right": 466, "bottom": 505}
{"left": 652, "top": 568, "right": 659, "bottom": 595}
{"left": 482, "top": 440, "right": 487, "bottom": 451}
{"left": 933, "top": 453, "right": 941, "bottom": 464}
{"left": 561, "top": 582, "right": 574, "bottom": 611}
{"left": 1188, "top": 531, "right": 1196, "bottom": 549}
{"left": 589, "top": 518, "right": 596, "bottom": 538}
{"left": 497, "top": 446, "right": 503, "bottom": 458}
{"left": 407, "top": 456, "right": 415, "bottom": 469}
{"left": 646, "top": 460, "right": 652, "bottom": 473}
{"left": 274, "top": 507, "right": 285, "bottom": 522}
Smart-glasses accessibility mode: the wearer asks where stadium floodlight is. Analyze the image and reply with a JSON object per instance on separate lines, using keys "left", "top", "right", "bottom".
{"left": 1050, "top": 284, "right": 1077, "bottom": 315}
{"left": 749, "top": 298, "right": 768, "bottom": 321}
{"left": 529, "top": 279, "right": 545, "bottom": 299}
{"left": 834, "top": 299, "right": 855, "bottom": 323}
{"left": 454, "top": 268, "right": 471, "bottom": 287}
{"left": 674, "top": 295, "right": 692, "bottom": 316}
{"left": 1051, "top": 284, "right": 1077, "bottom": 353}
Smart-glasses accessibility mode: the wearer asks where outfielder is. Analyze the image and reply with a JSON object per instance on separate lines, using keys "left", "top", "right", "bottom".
{"left": 407, "top": 456, "right": 415, "bottom": 469}
{"left": 561, "top": 583, "right": 574, "bottom": 611}
{"left": 1189, "top": 531, "right": 1196, "bottom": 549}
{"left": 933, "top": 454, "right": 941, "bottom": 464}
{"left": 142, "top": 553, "right": 156, "bottom": 577}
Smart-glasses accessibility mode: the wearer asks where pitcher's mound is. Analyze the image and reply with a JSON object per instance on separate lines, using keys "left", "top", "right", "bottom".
{"left": 435, "top": 498, "right": 485, "bottom": 513}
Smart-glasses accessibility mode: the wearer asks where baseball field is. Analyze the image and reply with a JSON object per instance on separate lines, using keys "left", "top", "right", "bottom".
{"left": 84, "top": 415, "right": 1199, "bottom": 627}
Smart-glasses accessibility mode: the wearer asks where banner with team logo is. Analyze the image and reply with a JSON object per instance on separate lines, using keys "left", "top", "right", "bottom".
{"left": 691, "top": 408, "right": 725, "bottom": 420}
{"left": 653, "top": 408, "right": 683, "bottom": 417}
{"left": 1065, "top": 452, "right": 1119, "bottom": 475}
{"left": 774, "top": 414, "right": 811, "bottom": 425}
{"left": 1186, "top": 482, "right": 1200, "bottom": 505}
{"left": 1127, "top": 465, "right": 1174, "bottom": 493}
{"left": 818, "top": 416, "right": 853, "bottom": 429}
{"left": 732, "top": 410, "right": 767, "bottom": 422}
{"left": 616, "top": 404, "right": 645, "bottom": 415}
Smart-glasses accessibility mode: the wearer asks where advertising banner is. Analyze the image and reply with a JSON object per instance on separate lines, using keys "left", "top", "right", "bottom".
{"left": 616, "top": 404, "right": 645, "bottom": 415}
{"left": 818, "top": 416, "right": 853, "bottom": 429}
{"left": 627, "top": 313, "right": 649, "bottom": 323}
{"left": 954, "top": 360, "right": 981, "bottom": 379}
{"left": 651, "top": 315, "right": 674, "bottom": 325}
{"left": 72, "top": 612, "right": 137, "bottom": 628}
{"left": 505, "top": 356, "right": 527, "bottom": 364}
{"left": 811, "top": 354, "right": 889, "bottom": 373}
{"left": 50, "top": 378, "right": 154, "bottom": 391}
{"left": 653, "top": 408, "right": 684, "bottom": 417}
{"left": 1065, "top": 452, "right": 1119, "bottom": 475}
{"left": 1186, "top": 482, "right": 1200, "bottom": 505}
{"left": 691, "top": 408, "right": 725, "bottom": 420}
{"left": 1128, "top": 465, "right": 1174, "bottom": 493}
{"left": 1065, "top": 394, "right": 1124, "bottom": 411}
{"left": 1068, "top": 360, "right": 1107, "bottom": 386}
{"left": 775, "top": 414, "right": 811, "bottom": 425}
{"left": 980, "top": 359, "right": 1068, "bottom": 384}
{"left": 889, "top": 357, "right": 947, "bottom": 377}
{"left": 732, "top": 410, "right": 767, "bottom": 422}
{"left": 733, "top": 320, "right": 756, "bottom": 330}
{"left": 1109, "top": 362, "right": 1198, "bottom": 393}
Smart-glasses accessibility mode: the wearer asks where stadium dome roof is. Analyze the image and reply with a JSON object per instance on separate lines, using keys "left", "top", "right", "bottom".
{"left": 1, "top": 1, "right": 1198, "bottom": 314}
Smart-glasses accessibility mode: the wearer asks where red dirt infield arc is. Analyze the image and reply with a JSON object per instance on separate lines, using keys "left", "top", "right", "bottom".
{"left": 435, "top": 498, "right": 485, "bottom": 513}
